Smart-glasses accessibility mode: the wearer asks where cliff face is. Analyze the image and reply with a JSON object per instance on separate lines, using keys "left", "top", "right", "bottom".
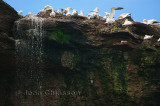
{"left": 1, "top": 1, "right": 160, "bottom": 106}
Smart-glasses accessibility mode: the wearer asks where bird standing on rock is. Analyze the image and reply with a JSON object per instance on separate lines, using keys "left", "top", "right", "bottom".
{"left": 144, "top": 35, "right": 153, "bottom": 40}
{"left": 122, "top": 19, "right": 133, "bottom": 26}
{"left": 88, "top": 8, "right": 99, "bottom": 19}
{"left": 66, "top": 7, "right": 72, "bottom": 16}
{"left": 72, "top": 9, "right": 78, "bottom": 16}
{"left": 50, "top": 9, "right": 56, "bottom": 18}
{"left": 17, "top": 10, "right": 23, "bottom": 15}
{"left": 79, "top": 10, "right": 84, "bottom": 16}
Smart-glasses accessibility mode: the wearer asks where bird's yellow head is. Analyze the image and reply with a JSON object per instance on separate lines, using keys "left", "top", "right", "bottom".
{"left": 19, "top": 11, "right": 23, "bottom": 14}
{"left": 143, "top": 19, "right": 147, "bottom": 22}
{"left": 52, "top": 8, "right": 55, "bottom": 12}
{"left": 145, "top": 35, "right": 148, "bottom": 37}
{"left": 67, "top": 7, "right": 72, "bottom": 11}
{"left": 125, "top": 19, "right": 129, "bottom": 22}
{"left": 28, "top": 12, "right": 32, "bottom": 15}
{"left": 96, "top": 8, "right": 99, "bottom": 11}
{"left": 81, "top": 10, "right": 84, "bottom": 14}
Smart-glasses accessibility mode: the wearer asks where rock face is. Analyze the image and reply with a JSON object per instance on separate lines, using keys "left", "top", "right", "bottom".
{"left": 1, "top": 1, "right": 160, "bottom": 106}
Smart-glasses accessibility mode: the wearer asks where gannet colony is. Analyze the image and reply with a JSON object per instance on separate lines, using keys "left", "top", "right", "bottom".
{"left": 17, "top": 5, "right": 160, "bottom": 41}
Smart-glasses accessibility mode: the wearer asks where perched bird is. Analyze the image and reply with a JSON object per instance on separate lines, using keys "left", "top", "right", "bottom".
{"left": 72, "top": 9, "right": 78, "bottom": 16}
{"left": 79, "top": 10, "right": 84, "bottom": 16}
{"left": 121, "top": 40, "right": 128, "bottom": 43}
{"left": 88, "top": 8, "right": 99, "bottom": 19}
{"left": 103, "top": 12, "right": 110, "bottom": 19}
{"left": 62, "top": 9, "right": 67, "bottom": 15}
{"left": 144, "top": 35, "right": 153, "bottom": 40}
{"left": 39, "top": 9, "right": 45, "bottom": 13}
{"left": 122, "top": 19, "right": 133, "bottom": 26}
{"left": 17, "top": 10, "right": 23, "bottom": 15}
{"left": 44, "top": 5, "right": 53, "bottom": 11}
{"left": 143, "top": 19, "right": 159, "bottom": 25}
{"left": 158, "top": 38, "right": 160, "bottom": 42}
{"left": 66, "top": 7, "right": 72, "bottom": 16}
{"left": 28, "top": 12, "right": 32, "bottom": 15}
{"left": 105, "top": 18, "right": 115, "bottom": 24}
{"left": 56, "top": 9, "right": 62, "bottom": 14}
{"left": 105, "top": 12, "right": 115, "bottom": 23}
{"left": 119, "top": 13, "right": 131, "bottom": 19}
{"left": 50, "top": 9, "right": 56, "bottom": 18}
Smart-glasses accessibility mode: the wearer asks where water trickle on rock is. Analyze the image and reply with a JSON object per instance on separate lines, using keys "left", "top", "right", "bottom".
{"left": 15, "top": 15, "right": 45, "bottom": 103}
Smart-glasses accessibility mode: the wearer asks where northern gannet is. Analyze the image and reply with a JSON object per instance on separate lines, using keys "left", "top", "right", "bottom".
{"left": 144, "top": 35, "right": 153, "bottom": 40}
{"left": 39, "top": 9, "right": 45, "bottom": 13}
{"left": 50, "top": 9, "right": 56, "bottom": 18}
{"left": 44, "top": 5, "right": 53, "bottom": 11}
{"left": 88, "top": 8, "right": 99, "bottom": 19}
{"left": 72, "top": 9, "right": 78, "bottom": 16}
{"left": 103, "top": 12, "right": 110, "bottom": 19}
{"left": 119, "top": 13, "right": 131, "bottom": 19}
{"left": 143, "top": 19, "right": 159, "bottom": 25}
{"left": 121, "top": 40, "right": 128, "bottom": 43}
{"left": 105, "top": 7, "right": 123, "bottom": 23}
{"left": 79, "top": 10, "right": 84, "bottom": 16}
{"left": 122, "top": 19, "right": 133, "bottom": 26}
{"left": 108, "top": 7, "right": 123, "bottom": 19}
{"left": 28, "top": 12, "right": 32, "bottom": 15}
{"left": 62, "top": 9, "right": 67, "bottom": 15}
{"left": 17, "top": 10, "right": 23, "bottom": 15}
{"left": 66, "top": 7, "right": 72, "bottom": 16}
{"left": 56, "top": 9, "right": 62, "bottom": 14}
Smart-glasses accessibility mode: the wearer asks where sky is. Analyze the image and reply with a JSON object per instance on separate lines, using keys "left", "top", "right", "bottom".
{"left": 3, "top": 0, "right": 160, "bottom": 22}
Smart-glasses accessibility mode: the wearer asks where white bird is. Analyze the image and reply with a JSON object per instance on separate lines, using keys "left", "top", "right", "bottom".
{"left": 28, "top": 12, "right": 32, "bottom": 15}
{"left": 121, "top": 40, "right": 128, "bottom": 43}
{"left": 103, "top": 12, "right": 110, "bottom": 19}
{"left": 122, "top": 19, "right": 133, "bottom": 26}
{"left": 17, "top": 10, "right": 23, "bottom": 15}
{"left": 56, "top": 9, "right": 62, "bottom": 14}
{"left": 72, "top": 9, "right": 78, "bottom": 16}
{"left": 158, "top": 38, "right": 160, "bottom": 42}
{"left": 143, "top": 19, "right": 157, "bottom": 25}
{"left": 108, "top": 7, "right": 123, "bottom": 19}
{"left": 88, "top": 8, "right": 99, "bottom": 19}
{"left": 39, "top": 9, "right": 45, "bottom": 13}
{"left": 79, "top": 10, "right": 84, "bottom": 16}
{"left": 119, "top": 13, "right": 131, "bottom": 19}
{"left": 104, "top": 12, "right": 115, "bottom": 23}
{"left": 44, "top": 5, "right": 53, "bottom": 11}
{"left": 144, "top": 35, "right": 153, "bottom": 40}
{"left": 105, "top": 18, "right": 115, "bottom": 24}
{"left": 50, "top": 9, "right": 56, "bottom": 18}
{"left": 66, "top": 7, "right": 72, "bottom": 16}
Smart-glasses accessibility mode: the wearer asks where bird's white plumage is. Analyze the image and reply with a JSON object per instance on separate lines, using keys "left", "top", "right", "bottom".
{"left": 44, "top": 5, "right": 53, "bottom": 11}
{"left": 143, "top": 19, "right": 157, "bottom": 25}
{"left": 66, "top": 7, "right": 72, "bottom": 16}
{"left": 79, "top": 10, "right": 84, "bottom": 16}
{"left": 88, "top": 8, "right": 99, "bottom": 19}
{"left": 72, "top": 9, "right": 78, "bottom": 16}
{"left": 158, "top": 38, "right": 160, "bottom": 42}
{"left": 50, "top": 9, "right": 56, "bottom": 18}
{"left": 119, "top": 13, "right": 131, "bottom": 19}
{"left": 123, "top": 19, "right": 133, "bottom": 26}
{"left": 17, "top": 10, "right": 23, "bottom": 15}
{"left": 144, "top": 35, "right": 153, "bottom": 40}
{"left": 105, "top": 18, "right": 115, "bottom": 24}
{"left": 56, "top": 10, "right": 62, "bottom": 14}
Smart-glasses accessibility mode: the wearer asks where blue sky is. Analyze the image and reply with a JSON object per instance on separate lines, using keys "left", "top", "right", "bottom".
{"left": 4, "top": 0, "right": 160, "bottom": 22}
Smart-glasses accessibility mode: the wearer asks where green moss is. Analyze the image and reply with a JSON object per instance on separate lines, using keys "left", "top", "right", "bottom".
{"left": 52, "top": 28, "right": 72, "bottom": 44}
{"left": 112, "top": 26, "right": 121, "bottom": 31}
